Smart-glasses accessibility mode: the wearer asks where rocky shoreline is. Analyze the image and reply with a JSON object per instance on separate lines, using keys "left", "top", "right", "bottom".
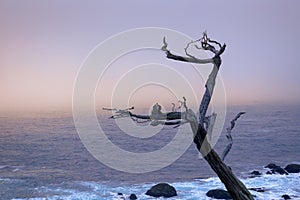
{"left": 115, "top": 163, "right": 300, "bottom": 199}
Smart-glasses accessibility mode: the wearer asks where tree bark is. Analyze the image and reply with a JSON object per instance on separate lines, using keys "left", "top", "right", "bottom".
{"left": 221, "top": 112, "right": 246, "bottom": 161}
{"left": 163, "top": 36, "right": 254, "bottom": 199}
{"left": 192, "top": 123, "right": 253, "bottom": 200}
{"left": 192, "top": 58, "right": 253, "bottom": 200}
{"left": 107, "top": 33, "right": 254, "bottom": 200}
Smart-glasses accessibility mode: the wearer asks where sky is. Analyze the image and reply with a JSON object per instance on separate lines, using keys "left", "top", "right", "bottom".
{"left": 0, "top": 1, "right": 300, "bottom": 111}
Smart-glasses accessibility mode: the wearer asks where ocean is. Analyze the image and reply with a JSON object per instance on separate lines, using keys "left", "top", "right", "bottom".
{"left": 0, "top": 105, "right": 299, "bottom": 200}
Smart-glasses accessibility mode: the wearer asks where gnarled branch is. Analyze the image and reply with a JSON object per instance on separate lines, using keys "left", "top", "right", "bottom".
{"left": 103, "top": 97, "right": 195, "bottom": 129}
{"left": 161, "top": 32, "right": 226, "bottom": 66}
{"left": 162, "top": 32, "right": 253, "bottom": 200}
{"left": 161, "top": 37, "right": 213, "bottom": 64}
{"left": 221, "top": 112, "right": 246, "bottom": 161}
{"left": 107, "top": 32, "right": 253, "bottom": 200}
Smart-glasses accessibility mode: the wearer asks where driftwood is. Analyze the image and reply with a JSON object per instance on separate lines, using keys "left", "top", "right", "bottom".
{"left": 105, "top": 32, "right": 253, "bottom": 200}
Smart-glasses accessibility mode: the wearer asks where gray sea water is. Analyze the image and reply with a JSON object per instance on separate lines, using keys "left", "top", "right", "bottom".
{"left": 0, "top": 105, "right": 299, "bottom": 199}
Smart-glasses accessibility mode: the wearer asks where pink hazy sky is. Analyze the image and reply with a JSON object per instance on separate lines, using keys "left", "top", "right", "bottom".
{"left": 1, "top": 1, "right": 300, "bottom": 111}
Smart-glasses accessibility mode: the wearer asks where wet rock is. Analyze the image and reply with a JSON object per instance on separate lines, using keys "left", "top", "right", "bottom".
{"left": 145, "top": 183, "right": 177, "bottom": 198}
{"left": 281, "top": 194, "right": 291, "bottom": 199}
{"left": 265, "top": 163, "right": 288, "bottom": 175}
{"left": 129, "top": 193, "right": 137, "bottom": 199}
{"left": 249, "top": 187, "right": 265, "bottom": 192}
{"left": 265, "top": 163, "right": 278, "bottom": 169}
{"left": 266, "top": 171, "right": 273, "bottom": 175}
{"left": 249, "top": 170, "right": 262, "bottom": 177}
{"left": 285, "top": 164, "right": 300, "bottom": 173}
{"left": 206, "top": 189, "right": 232, "bottom": 199}
{"left": 250, "top": 170, "right": 261, "bottom": 176}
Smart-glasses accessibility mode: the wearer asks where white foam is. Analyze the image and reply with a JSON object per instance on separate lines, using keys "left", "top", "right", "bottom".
{"left": 11, "top": 174, "right": 300, "bottom": 200}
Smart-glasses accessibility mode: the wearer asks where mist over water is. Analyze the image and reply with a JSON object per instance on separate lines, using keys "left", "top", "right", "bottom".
{"left": 0, "top": 105, "right": 299, "bottom": 199}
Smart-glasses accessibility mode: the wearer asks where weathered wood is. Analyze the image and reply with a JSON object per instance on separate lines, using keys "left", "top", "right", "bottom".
{"left": 129, "top": 111, "right": 184, "bottom": 121}
{"left": 163, "top": 33, "right": 253, "bottom": 200}
{"left": 192, "top": 123, "right": 253, "bottom": 200}
{"left": 221, "top": 112, "right": 246, "bottom": 161}
{"left": 165, "top": 50, "right": 213, "bottom": 64}
{"left": 107, "top": 33, "right": 254, "bottom": 200}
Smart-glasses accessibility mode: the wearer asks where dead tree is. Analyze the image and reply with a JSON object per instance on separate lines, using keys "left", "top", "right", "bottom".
{"left": 104, "top": 32, "right": 254, "bottom": 200}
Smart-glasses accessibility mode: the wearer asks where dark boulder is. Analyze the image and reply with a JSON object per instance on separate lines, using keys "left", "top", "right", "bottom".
{"left": 281, "top": 194, "right": 291, "bottom": 199}
{"left": 285, "top": 164, "right": 300, "bottom": 173}
{"left": 206, "top": 189, "right": 232, "bottom": 199}
{"left": 249, "top": 170, "right": 262, "bottom": 177}
{"left": 129, "top": 193, "right": 137, "bottom": 199}
{"left": 265, "top": 163, "right": 288, "bottom": 175}
{"left": 265, "top": 163, "right": 278, "bottom": 169}
{"left": 145, "top": 183, "right": 177, "bottom": 198}
{"left": 117, "top": 192, "right": 123, "bottom": 196}
{"left": 250, "top": 170, "right": 261, "bottom": 176}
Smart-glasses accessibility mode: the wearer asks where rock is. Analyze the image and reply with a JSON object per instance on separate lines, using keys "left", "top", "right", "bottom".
{"left": 266, "top": 170, "right": 275, "bottom": 175}
{"left": 206, "top": 189, "right": 232, "bottom": 199}
{"left": 281, "top": 194, "right": 291, "bottom": 199}
{"left": 250, "top": 170, "right": 261, "bottom": 176}
{"left": 273, "top": 168, "right": 288, "bottom": 175}
{"left": 249, "top": 187, "right": 265, "bottom": 192}
{"left": 265, "top": 163, "right": 278, "bottom": 169}
{"left": 129, "top": 193, "right": 137, "bottom": 199}
{"left": 285, "top": 164, "right": 300, "bottom": 173}
{"left": 145, "top": 183, "right": 177, "bottom": 198}
{"left": 264, "top": 163, "right": 288, "bottom": 175}
{"left": 117, "top": 192, "right": 123, "bottom": 196}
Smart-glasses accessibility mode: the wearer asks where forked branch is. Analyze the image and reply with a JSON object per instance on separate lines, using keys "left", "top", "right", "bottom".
{"left": 103, "top": 97, "right": 196, "bottom": 128}
{"left": 221, "top": 112, "right": 246, "bottom": 161}
{"left": 161, "top": 31, "right": 226, "bottom": 65}
{"left": 106, "top": 32, "right": 253, "bottom": 200}
{"left": 162, "top": 32, "right": 253, "bottom": 200}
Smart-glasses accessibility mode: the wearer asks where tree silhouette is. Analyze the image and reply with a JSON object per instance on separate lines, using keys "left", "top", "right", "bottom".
{"left": 104, "top": 32, "right": 253, "bottom": 200}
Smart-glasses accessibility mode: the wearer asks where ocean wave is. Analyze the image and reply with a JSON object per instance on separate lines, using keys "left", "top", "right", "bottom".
{"left": 9, "top": 173, "right": 300, "bottom": 200}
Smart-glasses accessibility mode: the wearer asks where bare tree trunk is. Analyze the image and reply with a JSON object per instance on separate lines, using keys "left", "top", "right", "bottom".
{"left": 192, "top": 124, "right": 253, "bottom": 200}
{"left": 106, "top": 33, "right": 254, "bottom": 200}
{"left": 163, "top": 34, "right": 254, "bottom": 200}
